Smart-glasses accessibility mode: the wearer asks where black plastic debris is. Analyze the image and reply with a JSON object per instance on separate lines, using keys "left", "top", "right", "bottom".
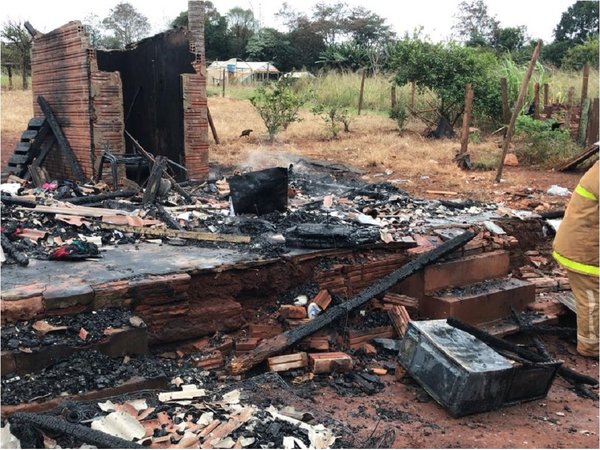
{"left": 229, "top": 167, "right": 288, "bottom": 215}
{"left": 284, "top": 223, "right": 380, "bottom": 249}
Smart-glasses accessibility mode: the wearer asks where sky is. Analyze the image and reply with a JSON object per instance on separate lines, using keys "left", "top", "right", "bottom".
{"left": 2, "top": 0, "right": 577, "bottom": 43}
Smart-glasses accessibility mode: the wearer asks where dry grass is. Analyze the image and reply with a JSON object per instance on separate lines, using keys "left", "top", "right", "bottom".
{"left": 1, "top": 88, "right": 33, "bottom": 135}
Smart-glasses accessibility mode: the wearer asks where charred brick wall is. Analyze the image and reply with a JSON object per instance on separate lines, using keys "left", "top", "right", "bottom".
{"left": 31, "top": 21, "right": 125, "bottom": 180}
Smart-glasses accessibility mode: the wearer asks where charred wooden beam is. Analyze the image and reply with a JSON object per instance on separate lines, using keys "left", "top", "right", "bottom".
{"left": 156, "top": 203, "right": 183, "bottom": 230}
{"left": 142, "top": 156, "right": 168, "bottom": 206}
{"left": 1, "top": 195, "right": 36, "bottom": 207}
{"left": 228, "top": 231, "right": 476, "bottom": 374}
{"left": 37, "top": 96, "right": 86, "bottom": 183}
{"left": 68, "top": 190, "right": 138, "bottom": 205}
{"left": 1, "top": 234, "right": 29, "bottom": 266}
{"left": 447, "top": 317, "right": 598, "bottom": 387}
{"left": 9, "top": 412, "right": 142, "bottom": 449}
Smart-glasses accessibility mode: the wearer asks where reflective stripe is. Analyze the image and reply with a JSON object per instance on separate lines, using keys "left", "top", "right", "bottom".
{"left": 552, "top": 251, "right": 600, "bottom": 276}
{"left": 575, "top": 184, "right": 597, "bottom": 201}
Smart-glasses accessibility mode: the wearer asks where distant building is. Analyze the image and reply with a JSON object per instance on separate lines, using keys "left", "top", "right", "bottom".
{"left": 207, "top": 59, "right": 280, "bottom": 85}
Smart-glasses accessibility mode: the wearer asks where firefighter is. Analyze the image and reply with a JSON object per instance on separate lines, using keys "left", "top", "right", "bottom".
{"left": 553, "top": 161, "right": 599, "bottom": 357}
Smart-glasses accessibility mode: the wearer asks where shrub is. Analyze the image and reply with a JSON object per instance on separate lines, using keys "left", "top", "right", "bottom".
{"left": 249, "top": 79, "right": 308, "bottom": 141}
{"left": 312, "top": 103, "right": 352, "bottom": 138}
{"left": 389, "top": 102, "right": 407, "bottom": 132}
{"left": 514, "top": 115, "right": 579, "bottom": 166}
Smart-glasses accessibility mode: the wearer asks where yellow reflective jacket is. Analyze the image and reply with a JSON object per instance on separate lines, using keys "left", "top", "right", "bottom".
{"left": 553, "top": 161, "right": 599, "bottom": 276}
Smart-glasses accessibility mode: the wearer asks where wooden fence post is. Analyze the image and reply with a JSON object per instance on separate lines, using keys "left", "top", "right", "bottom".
{"left": 586, "top": 97, "right": 599, "bottom": 146}
{"left": 459, "top": 83, "right": 474, "bottom": 156}
{"left": 500, "top": 77, "right": 510, "bottom": 124}
{"left": 495, "top": 40, "right": 542, "bottom": 183}
{"left": 357, "top": 69, "right": 366, "bottom": 115}
{"left": 565, "top": 87, "right": 575, "bottom": 132}
{"left": 222, "top": 69, "right": 226, "bottom": 98}
{"left": 581, "top": 62, "right": 590, "bottom": 109}
{"left": 533, "top": 82, "right": 540, "bottom": 119}
{"left": 578, "top": 98, "right": 591, "bottom": 145}
{"left": 391, "top": 85, "right": 397, "bottom": 110}
{"left": 543, "top": 83, "right": 549, "bottom": 109}
{"left": 410, "top": 82, "right": 416, "bottom": 109}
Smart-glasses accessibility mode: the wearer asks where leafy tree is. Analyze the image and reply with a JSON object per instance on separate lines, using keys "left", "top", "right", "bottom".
{"left": 310, "top": 1, "right": 349, "bottom": 44}
{"left": 1, "top": 20, "right": 32, "bottom": 89}
{"left": 249, "top": 78, "right": 308, "bottom": 141}
{"left": 227, "top": 7, "right": 256, "bottom": 58}
{"left": 344, "top": 6, "right": 394, "bottom": 46}
{"left": 246, "top": 28, "right": 295, "bottom": 71}
{"left": 561, "top": 37, "right": 599, "bottom": 69}
{"left": 389, "top": 39, "right": 501, "bottom": 125}
{"left": 541, "top": 40, "right": 572, "bottom": 67}
{"left": 102, "top": 2, "right": 151, "bottom": 49}
{"left": 554, "top": 1, "right": 599, "bottom": 43}
{"left": 452, "top": 0, "right": 499, "bottom": 44}
{"left": 317, "top": 42, "right": 370, "bottom": 71}
{"left": 490, "top": 26, "right": 527, "bottom": 53}
{"left": 171, "top": 1, "right": 230, "bottom": 61}
{"left": 311, "top": 103, "right": 351, "bottom": 138}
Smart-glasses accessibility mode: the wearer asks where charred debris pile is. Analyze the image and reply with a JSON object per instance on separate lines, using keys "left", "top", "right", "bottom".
{"left": 1, "top": 157, "right": 510, "bottom": 265}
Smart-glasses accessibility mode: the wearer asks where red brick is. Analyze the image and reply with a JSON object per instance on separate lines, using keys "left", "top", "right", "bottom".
{"left": 1, "top": 283, "right": 46, "bottom": 301}
{"left": 43, "top": 283, "right": 94, "bottom": 310}
{"left": 91, "top": 279, "right": 131, "bottom": 309}
{"left": 1, "top": 296, "right": 44, "bottom": 324}
{"left": 420, "top": 278, "right": 535, "bottom": 325}
{"left": 423, "top": 250, "right": 510, "bottom": 292}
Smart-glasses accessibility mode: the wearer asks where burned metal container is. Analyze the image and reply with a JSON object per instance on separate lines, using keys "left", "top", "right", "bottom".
{"left": 398, "top": 320, "right": 560, "bottom": 417}
{"left": 229, "top": 167, "right": 288, "bottom": 215}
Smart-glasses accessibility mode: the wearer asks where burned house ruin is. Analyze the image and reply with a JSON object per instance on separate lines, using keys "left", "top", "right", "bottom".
{"left": 22, "top": 0, "right": 208, "bottom": 183}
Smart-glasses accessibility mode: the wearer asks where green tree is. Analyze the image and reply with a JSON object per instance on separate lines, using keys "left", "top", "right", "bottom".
{"left": 452, "top": 0, "right": 499, "bottom": 44}
{"left": 389, "top": 39, "right": 501, "bottom": 125}
{"left": 102, "top": 2, "right": 151, "bottom": 49}
{"left": 1, "top": 21, "right": 32, "bottom": 89}
{"left": 246, "top": 28, "right": 295, "bottom": 71}
{"left": 554, "top": 1, "right": 599, "bottom": 43}
{"left": 249, "top": 79, "right": 308, "bottom": 141}
{"left": 561, "top": 37, "right": 599, "bottom": 69}
{"left": 490, "top": 26, "right": 527, "bottom": 53}
{"left": 171, "top": 1, "right": 230, "bottom": 61}
{"left": 227, "top": 7, "right": 256, "bottom": 58}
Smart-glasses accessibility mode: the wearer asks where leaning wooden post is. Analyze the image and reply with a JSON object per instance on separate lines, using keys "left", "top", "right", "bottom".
{"left": 586, "top": 98, "right": 599, "bottom": 146}
{"left": 543, "top": 83, "right": 549, "bottom": 109}
{"left": 533, "top": 82, "right": 540, "bottom": 119}
{"left": 357, "top": 68, "right": 366, "bottom": 115}
{"left": 495, "top": 40, "right": 542, "bottom": 183}
{"left": 207, "top": 106, "right": 220, "bottom": 144}
{"left": 459, "top": 83, "right": 474, "bottom": 156}
{"left": 581, "top": 62, "right": 590, "bottom": 110}
{"left": 391, "top": 85, "right": 397, "bottom": 110}
{"left": 500, "top": 77, "right": 510, "bottom": 124}
{"left": 565, "top": 86, "right": 575, "bottom": 132}
{"left": 6, "top": 64, "right": 13, "bottom": 90}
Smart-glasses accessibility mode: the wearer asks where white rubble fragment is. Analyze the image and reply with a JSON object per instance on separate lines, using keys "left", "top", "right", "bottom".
{"left": 483, "top": 221, "right": 506, "bottom": 235}
{"left": 547, "top": 185, "right": 571, "bottom": 196}
{"left": 294, "top": 295, "right": 308, "bottom": 306}
{"left": 90, "top": 411, "right": 145, "bottom": 441}
{"left": 221, "top": 389, "right": 241, "bottom": 405}
{"left": 283, "top": 436, "right": 307, "bottom": 449}
{"left": 0, "top": 424, "right": 21, "bottom": 449}
{"left": 158, "top": 385, "right": 206, "bottom": 402}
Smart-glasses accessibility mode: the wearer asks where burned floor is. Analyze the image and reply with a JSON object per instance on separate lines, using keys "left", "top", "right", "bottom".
{"left": 1, "top": 155, "right": 599, "bottom": 449}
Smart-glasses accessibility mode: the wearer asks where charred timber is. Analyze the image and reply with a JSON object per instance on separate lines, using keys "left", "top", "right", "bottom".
{"left": 9, "top": 412, "right": 143, "bottom": 449}
{"left": 229, "top": 231, "right": 476, "bottom": 374}
{"left": 1, "top": 234, "right": 29, "bottom": 266}
{"left": 68, "top": 190, "right": 138, "bottom": 205}
{"left": 447, "top": 317, "right": 598, "bottom": 387}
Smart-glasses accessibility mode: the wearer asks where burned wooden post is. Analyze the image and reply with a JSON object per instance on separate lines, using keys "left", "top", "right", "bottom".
{"left": 357, "top": 68, "right": 366, "bottom": 115}
{"left": 9, "top": 412, "right": 143, "bottom": 449}
{"left": 37, "top": 96, "right": 86, "bottom": 182}
{"left": 533, "top": 82, "right": 540, "bottom": 119}
{"left": 228, "top": 231, "right": 476, "bottom": 374}
{"left": 565, "top": 87, "right": 575, "bottom": 132}
{"left": 495, "top": 40, "right": 542, "bottom": 183}
{"left": 5, "top": 63, "right": 14, "bottom": 90}
{"left": 459, "top": 83, "right": 474, "bottom": 157}
{"left": 543, "top": 83, "right": 549, "bottom": 109}
{"left": 1, "top": 234, "right": 29, "bottom": 266}
{"left": 207, "top": 106, "right": 220, "bottom": 144}
{"left": 581, "top": 62, "right": 590, "bottom": 110}
{"left": 222, "top": 68, "right": 226, "bottom": 98}
{"left": 500, "top": 77, "right": 510, "bottom": 124}
{"left": 391, "top": 85, "right": 397, "bottom": 110}
{"left": 578, "top": 98, "right": 591, "bottom": 146}
{"left": 142, "top": 156, "right": 168, "bottom": 205}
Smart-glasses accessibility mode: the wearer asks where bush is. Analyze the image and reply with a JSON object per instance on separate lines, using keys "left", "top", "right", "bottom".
{"left": 249, "top": 79, "right": 309, "bottom": 141}
{"left": 514, "top": 115, "right": 579, "bottom": 166}
{"left": 312, "top": 103, "right": 352, "bottom": 138}
{"left": 389, "top": 102, "right": 407, "bottom": 132}
{"left": 561, "top": 38, "right": 599, "bottom": 70}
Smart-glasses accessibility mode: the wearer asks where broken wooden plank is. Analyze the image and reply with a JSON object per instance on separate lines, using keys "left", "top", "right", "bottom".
{"left": 37, "top": 96, "right": 86, "bottom": 182}
{"left": 18, "top": 204, "right": 131, "bottom": 217}
{"left": 387, "top": 305, "right": 411, "bottom": 337}
{"left": 309, "top": 352, "right": 353, "bottom": 374}
{"left": 425, "top": 190, "right": 458, "bottom": 196}
{"left": 267, "top": 352, "right": 308, "bottom": 372}
{"left": 97, "top": 223, "right": 251, "bottom": 244}
{"left": 228, "top": 231, "right": 476, "bottom": 374}
{"left": 557, "top": 142, "right": 599, "bottom": 171}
